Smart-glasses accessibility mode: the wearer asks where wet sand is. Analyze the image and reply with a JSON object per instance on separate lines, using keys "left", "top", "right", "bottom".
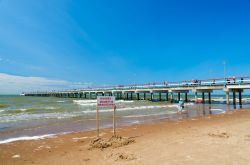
{"left": 1, "top": 108, "right": 250, "bottom": 165}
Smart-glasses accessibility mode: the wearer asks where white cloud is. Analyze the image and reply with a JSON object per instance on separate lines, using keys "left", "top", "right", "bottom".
{"left": 0, "top": 57, "right": 14, "bottom": 64}
{"left": 0, "top": 73, "right": 91, "bottom": 94}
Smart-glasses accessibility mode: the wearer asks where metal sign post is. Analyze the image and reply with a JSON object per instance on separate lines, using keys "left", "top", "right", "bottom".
{"left": 96, "top": 96, "right": 116, "bottom": 137}
{"left": 96, "top": 107, "right": 99, "bottom": 137}
{"left": 113, "top": 105, "right": 116, "bottom": 135}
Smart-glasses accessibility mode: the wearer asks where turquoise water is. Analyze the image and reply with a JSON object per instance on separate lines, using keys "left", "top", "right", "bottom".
{"left": 0, "top": 95, "right": 249, "bottom": 143}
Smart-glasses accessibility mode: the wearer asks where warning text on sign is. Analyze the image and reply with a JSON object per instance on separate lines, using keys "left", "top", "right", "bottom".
{"left": 97, "top": 96, "right": 115, "bottom": 107}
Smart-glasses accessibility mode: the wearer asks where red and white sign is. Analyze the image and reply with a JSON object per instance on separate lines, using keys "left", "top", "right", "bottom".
{"left": 97, "top": 96, "right": 115, "bottom": 107}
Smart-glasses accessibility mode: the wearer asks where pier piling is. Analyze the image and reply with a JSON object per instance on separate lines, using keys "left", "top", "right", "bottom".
{"left": 202, "top": 92, "right": 205, "bottom": 104}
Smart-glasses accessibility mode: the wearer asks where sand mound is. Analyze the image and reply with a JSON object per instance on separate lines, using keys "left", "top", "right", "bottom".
{"left": 89, "top": 135, "right": 135, "bottom": 150}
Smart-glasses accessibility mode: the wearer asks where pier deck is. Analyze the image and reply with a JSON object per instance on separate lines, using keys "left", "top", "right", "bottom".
{"left": 24, "top": 76, "right": 250, "bottom": 107}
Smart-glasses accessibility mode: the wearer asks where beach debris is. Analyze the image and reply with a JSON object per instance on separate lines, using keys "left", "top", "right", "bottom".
{"left": 12, "top": 154, "right": 20, "bottom": 158}
{"left": 34, "top": 145, "right": 53, "bottom": 152}
{"left": 72, "top": 137, "right": 89, "bottom": 140}
{"left": 244, "top": 135, "right": 250, "bottom": 141}
{"left": 99, "top": 132, "right": 106, "bottom": 136}
{"left": 115, "top": 153, "right": 136, "bottom": 161}
{"left": 185, "top": 155, "right": 193, "bottom": 160}
{"left": 0, "top": 104, "right": 8, "bottom": 108}
{"left": 208, "top": 132, "right": 230, "bottom": 138}
{"left": 72, "top": 137, "right": 89, "bottom": 143}
{"left": 89, "top": 135, "right": 135, "bottom": 150}
{"left": 106, "top": 152, "right": 136, "bottom": 161}
{"left": 83, "top": 158, "right": 90, "bottom": 162}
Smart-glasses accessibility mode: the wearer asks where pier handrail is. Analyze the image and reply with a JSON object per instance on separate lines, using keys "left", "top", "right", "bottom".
{"left": 24, "top": 76, "right": 250, "bottom": 94}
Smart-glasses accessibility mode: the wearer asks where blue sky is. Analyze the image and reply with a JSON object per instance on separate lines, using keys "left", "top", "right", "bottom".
{"left": 0, "top": 0, "right": 250, "bottom": 93}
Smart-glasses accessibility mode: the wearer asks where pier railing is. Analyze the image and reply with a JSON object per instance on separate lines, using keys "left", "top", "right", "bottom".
{"left": 24, "top": 76, "right": 250, "bottom": 94}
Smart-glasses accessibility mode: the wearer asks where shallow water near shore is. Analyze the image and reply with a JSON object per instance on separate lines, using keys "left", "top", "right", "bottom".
{"left": 0, "top": 95, "right": 250, "bottom": 143}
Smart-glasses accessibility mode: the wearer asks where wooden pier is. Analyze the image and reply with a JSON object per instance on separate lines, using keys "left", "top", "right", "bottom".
{"left": 24, "top": 76, "right": 250, "bottom": 107}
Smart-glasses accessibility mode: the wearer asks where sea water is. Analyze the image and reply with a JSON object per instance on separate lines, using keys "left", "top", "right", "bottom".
{"left": 0, "top": 95, "right": 250, "bottom": 144}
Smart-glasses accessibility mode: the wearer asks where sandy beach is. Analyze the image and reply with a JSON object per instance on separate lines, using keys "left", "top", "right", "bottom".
{"left": 1, "top": 108, "right": 250, "bottom": 165}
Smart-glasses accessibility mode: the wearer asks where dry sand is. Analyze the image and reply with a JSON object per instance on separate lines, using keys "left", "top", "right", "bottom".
{"left": 1, "top": 108, "right": 250, "bottom": 165}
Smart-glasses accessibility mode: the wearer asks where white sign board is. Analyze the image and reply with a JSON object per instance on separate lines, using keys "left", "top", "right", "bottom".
{"left": 97, "top": 96, "right": 115, "bottom": 107}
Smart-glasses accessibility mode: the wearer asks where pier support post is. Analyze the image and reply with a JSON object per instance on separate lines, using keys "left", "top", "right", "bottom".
{"left": 166, "top": 92, "right": 169, "bottom": 101}
{"left": 144, "top": 93, "right": 146, "bottom": 100}
{"left": 170, "top": 93, "right": 174, "bottom": 103}
{"left": 195, "top": 92, "right": 198, "bottom": 103}
{"left": 137, "top": 93, "right": 140, "bottom": 100}
{"left": 185, "top": 92, "right": 188, "bottom": 102}
{"left": 202, "top": 92, "right": 205, "bottom": 104}
{"left": 226, "top": 92, "right": 230, "bottom": 105}
{"left": 151, "top": 92, "right": 154, "bottom": 101}
{"left": 208, "top": 92, "right": 211, "bottom": 104}
{"left": 178, "top": 92, "right": 180, "bottom": 101}
{"left": 159, "top": 92, "right": 162, "bottom": 101}
{"left": 130, "top": 93, "right": 133, "bottom": 100}
{"left": 239, "top": 91, "right": 242, "bottom": 108}
{"left": 126, "top": 93, "right": 128, "bottom": 100}
{"left": 233, "top": 91, "right": 236, "bottom": 106}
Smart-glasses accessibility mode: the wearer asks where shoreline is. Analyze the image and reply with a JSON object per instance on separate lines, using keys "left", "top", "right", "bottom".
{"left": 1, "top": 107, "right": 250, "bottom": 164}
{"left": 1, "top": 95, "right": 250, "bottom": 143}
{"left": 0, "top": 102, "right": 243, "bottom": 144}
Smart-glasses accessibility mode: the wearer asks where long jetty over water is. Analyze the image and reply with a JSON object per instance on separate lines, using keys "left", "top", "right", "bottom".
{"left": 24, "top": 76, "right": 250, "bottom": 106}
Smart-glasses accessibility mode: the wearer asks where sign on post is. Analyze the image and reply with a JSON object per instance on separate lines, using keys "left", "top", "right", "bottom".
{"left": 97, "top": 96, "right": 115, "bottom": 107}
{"left": 96, "top": 96, "right": 116, "bottom": 137}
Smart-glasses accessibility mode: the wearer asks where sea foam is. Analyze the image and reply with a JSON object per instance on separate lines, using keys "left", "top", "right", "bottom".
{"left": 0, "top": 134, "right": 55, "bottom": 144}
{"left": 73, "top": 99, "right": 134, "bottom": 106}
{"left": 81, "top": 104, "right": 180, "bottom": 114}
